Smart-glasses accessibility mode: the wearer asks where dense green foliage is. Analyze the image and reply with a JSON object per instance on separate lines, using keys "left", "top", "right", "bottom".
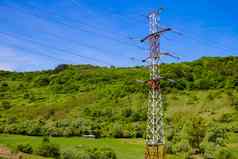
{"left": 0, "top": 56, "right": 238, "bottom": 158}
{"left": 36, "top": 137, "right": 61, "bottom": 158}
{"left": 62, "top": 147, "right": 117, "bottom": 159}
{"left": 14, "top": 136, "right": 117, "bottom": 159}
{"left": 17, "top": 143, "right": 33, "bottom": 154}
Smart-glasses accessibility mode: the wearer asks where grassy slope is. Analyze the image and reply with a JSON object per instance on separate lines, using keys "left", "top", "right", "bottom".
{"left": 0, "top": 90, "right": 237, "bottom": 159}
{"left": 1, "top": 57, "right": 238, "bottom": 124}
{"left": 0, "top": 57, "right": 238, "bottom": 158}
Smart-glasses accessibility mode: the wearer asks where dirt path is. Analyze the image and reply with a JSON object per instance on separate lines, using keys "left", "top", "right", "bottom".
{"left": 0, "top": 146, "right": 11, "bottom": 158}
{"left": 0, "top": 146, "right": 28, "bottom": 159}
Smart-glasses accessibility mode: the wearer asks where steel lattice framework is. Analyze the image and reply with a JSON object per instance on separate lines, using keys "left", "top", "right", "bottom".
{"left": 141, "top": 10, "right": 172, "bottom": 159}
{"left": 146, "top": 11, "right": 163, "bottom": 146}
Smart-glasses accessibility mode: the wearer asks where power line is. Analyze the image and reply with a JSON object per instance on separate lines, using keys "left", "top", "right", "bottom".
{"left": 0, "top": 4, "right": 147, "bottom": 67}
{"left": 70, "top": 0, "right": 143, "bottom": 34}
{"left": 0, "top": 35, "right": 70, "bottom": 64}
{"left": 3, "top": 3, "right": 143, "bottom": 62}
{"left": 186, "top": 34, "right": 237, "bottom": 54}
{"left": 4, "top": 3, "right": 146, "bottom": 51}
{"left": 2, "top": 4, "right": 146, "bottom": 66}
{"left": 70, "top": 0, "right": 148, "bottom": 45}
{"left": 71, "top": 0, "right": 146, "bottom": 25}
{"left": 3, "top": 3, "right": 148, "bottom": 65}
{"left": 163, "top": 24, "right": 238, "bottom": 54}
{"left": 0, "top": 31, "right": 113, "bottom": 66}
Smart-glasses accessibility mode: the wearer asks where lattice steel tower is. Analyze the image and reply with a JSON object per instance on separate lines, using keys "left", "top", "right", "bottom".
{"left": 141, "top": 9, "right": 172, "bottom": 159}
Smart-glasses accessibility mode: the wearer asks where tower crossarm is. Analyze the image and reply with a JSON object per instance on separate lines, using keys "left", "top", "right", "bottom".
{"left": 142, "top": 52, "right": 179, "bottom": 62}
{"left": 140, "top": 28, "right": 172, "bottom": 43}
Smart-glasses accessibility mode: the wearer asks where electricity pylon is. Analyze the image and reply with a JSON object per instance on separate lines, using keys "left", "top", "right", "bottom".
{"left": 141, "top": 9, "right": 173, "bottom": 159}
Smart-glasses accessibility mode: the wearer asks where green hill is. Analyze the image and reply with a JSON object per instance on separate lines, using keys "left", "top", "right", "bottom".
{"left": 0, "top": 56, "right": 238, "bottom": 158}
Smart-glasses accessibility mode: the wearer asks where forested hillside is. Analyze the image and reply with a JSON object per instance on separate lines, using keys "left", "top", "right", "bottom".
{"left": 0, "top": 56, "right": 238, "bottom": 158}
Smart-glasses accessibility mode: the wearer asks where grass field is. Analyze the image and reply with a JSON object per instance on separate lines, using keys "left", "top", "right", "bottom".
{"left": 0, "top": 134, "right": 185, "bottom": 159}
{"left": 4, "top": 134, "right": 238, "bottom": 159}
{"left": 0, "top": 134, "right": 144, "bottom": 159}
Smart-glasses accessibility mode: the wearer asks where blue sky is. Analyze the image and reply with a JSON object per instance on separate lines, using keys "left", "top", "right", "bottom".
{"left": 0, "top": 0, "right": 237, "bottom": 71}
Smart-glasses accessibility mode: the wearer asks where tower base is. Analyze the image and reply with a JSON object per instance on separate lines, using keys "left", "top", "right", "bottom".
{"left": 144, "top": 144, "right": 166, "bottom": 159}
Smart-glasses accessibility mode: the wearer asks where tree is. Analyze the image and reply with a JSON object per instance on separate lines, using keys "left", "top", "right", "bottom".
{"left": 194, "top": 79, "right": 211, "bottom": 89}
{"left": 54, "top": 64, "right": 69, "bottom": 73}
{"left": 175, "top": 80, "right": 187, "bottom": 90}
{"left": 188, "top": 116, "right": 207, "bottom": 149}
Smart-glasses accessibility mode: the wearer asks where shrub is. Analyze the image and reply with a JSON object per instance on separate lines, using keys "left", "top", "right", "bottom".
{"left": 1, "top": 101, "right": 12, "bottom": 110}
{"left": 35, "top": 76, "right": 50, "bottom": 87}
{"left": 62, "top": 147, "right": 117, "bottom": 159}
{"left": 194, "top": 79, "right": 211, "bottom": 89}
{"left": 230, "top": 95, "right": 238, "bottom": 111}
{"left": 7, "top": 117, "right": 17, "bottom": 124}
{"left": 208, "top": 127, "right": 227, "bottom": 146}
{"left": 122, "top": 108, "right": 132, "bottom": 118}
{"left": 200, "top": 141, "right": 216, "bottom": 159}
{"left": 96, "top": 147, "right": 117, "bottom": 159}
{"left": 219, "top": 113, "right": 233, "bottom": 123}
{"left": 17, "top": 144, "right": 33, "bottom": 154}
{"left": 36, "top": 137, "right": 60, "bottom": 158}
{"left": 62, "top": 151, "right": 76, "bottom": 159}
{"left": 177, "top": 140, "right": 191, "bottom": 153}
{"left": 166, "top": 142, "right": 173, "bottom": 154}
{"left": 175, "top": 80, "right": 187, "bottom": 90}
{"left": 207, "top": 92, "right": 215, "bottom": 100}
{"left": 130, "top": 112, "right": 142, "bottom": 122}
{"left": 135, "top": 129, "right": 144, "bottom": 138}
{"left": 216, "top": 148, "right": 235, "bottom": 159}
{"left": 188, "top": 116, "right": 207, "bottom": 149}
{"left": 112, "top": 126, "right": 124, "bottom": 138}
{"left": 0, "top": 82, "right": 8, "bottom": 92}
